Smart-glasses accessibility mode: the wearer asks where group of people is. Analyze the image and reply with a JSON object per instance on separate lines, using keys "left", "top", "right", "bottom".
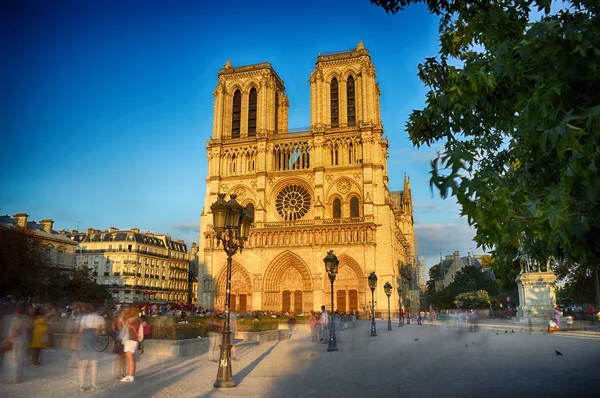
{"left": 0, "top": 301, "right": 62, "bottom": 384}
{"left": 0, "top": 300, "right": 149, "bottom": 390}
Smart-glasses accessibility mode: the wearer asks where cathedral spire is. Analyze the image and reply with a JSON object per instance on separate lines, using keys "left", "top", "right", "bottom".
{"left": 224, "top": 58, "right": 232, "bottom": 69}
{"left": 356, "top": 39, "right": 365, "bottom": 50}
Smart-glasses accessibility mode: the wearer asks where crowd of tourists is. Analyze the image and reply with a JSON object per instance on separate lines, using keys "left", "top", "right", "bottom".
{"left": 0, "top": 298, "right": 152, "bottom": 391}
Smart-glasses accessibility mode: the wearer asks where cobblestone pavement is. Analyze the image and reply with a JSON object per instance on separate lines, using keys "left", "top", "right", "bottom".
{"left": 1, "top": 320, "right": 599, "bottom": 398}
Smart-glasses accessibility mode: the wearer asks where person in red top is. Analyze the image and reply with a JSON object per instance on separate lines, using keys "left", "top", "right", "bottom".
{"left": 119, "top": 305, "right": 143, "bottom": 383}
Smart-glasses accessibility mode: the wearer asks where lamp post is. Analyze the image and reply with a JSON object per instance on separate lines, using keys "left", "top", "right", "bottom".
{"left": 368, "top": 272, "right": 377, "bottom": 336}
{"left": 384, "top": 282, "right": 392, "bottom": 331}
{"left": 406, "top": 298, "right": 411, "bottom": 325}
{"left": 323, "top": 250, "right": 339, "bottom": 352}
{"left": 397, "top": 286, "right": 403, "bottom": 327}
{"left": 210, "top": 193, "right": 253, "bottom": 388}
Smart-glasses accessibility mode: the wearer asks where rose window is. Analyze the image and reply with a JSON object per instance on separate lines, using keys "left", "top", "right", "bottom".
{"left": 275, "top": 184, "right": 311, "bottom": 221}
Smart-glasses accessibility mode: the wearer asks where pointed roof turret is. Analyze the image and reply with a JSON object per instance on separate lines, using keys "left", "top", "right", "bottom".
{"left": 356, "top": 39, "right": 365, "bottom": 50}
{"left": 224, "top": 58, "right": 232, "bottom": 69}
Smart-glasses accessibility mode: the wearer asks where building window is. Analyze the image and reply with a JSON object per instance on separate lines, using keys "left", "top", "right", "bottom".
{"left": 275, "top": 184, "right": 312, "bottom": 221}
{"left": 347, "top": 76, "right": 356, "bottom": 126}
{"left": 245, "top": 203, "right": 255, "bottom": 218}
{"left": 350, "top": 197, "right": 360, "bottom": 217}
{"left": 333, "top": 198, "right": 342, "bottom": 219}
{"left": 330, "top": 78, "right": 339, "bottom": 128}
{"left": 274, "top": 92, "right": 279, "bottom": 134}
{"left": 232, "top": 89, "right": 241, "bottom": 138}
{"left": 248, "top": 87, "right": 257, "bottom": 137}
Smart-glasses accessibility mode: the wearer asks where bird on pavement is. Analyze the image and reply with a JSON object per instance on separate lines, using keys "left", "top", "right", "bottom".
{"left": 414, "top": 339, "right": 419, "bottom": 341}
{"left": 512, "top": 330, "right": 515, "bottom": 333}
{"left": 496, "top": 332, "right": 499, "bottom": 335}
{"left": 505, "top": 330, "right": 508, "bottom": 334}
{"left": 555, "top": 350, "right": 563, "bottom": 356}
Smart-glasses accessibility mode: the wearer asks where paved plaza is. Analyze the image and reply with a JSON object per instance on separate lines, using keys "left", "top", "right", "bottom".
{"left": 1, "top": 320, "right": 599, "bottom": 398}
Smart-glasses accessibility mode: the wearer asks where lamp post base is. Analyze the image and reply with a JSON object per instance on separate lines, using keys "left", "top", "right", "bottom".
{"left": 387, "top": 319, "right": 392, "bottom": 331}
{"left": 214, "top": 328, "right": 235, "bottom": 388}
{"left": 327, "top": 319, "right": 338, "bottom": 351}
{"left": 370, "top": 319, "right": 377, "bottom": 336}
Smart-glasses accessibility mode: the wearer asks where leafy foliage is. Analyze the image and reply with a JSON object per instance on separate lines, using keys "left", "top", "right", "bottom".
{"left": 371, "top": 0, "right": 600, "bottom": 304}
{"left": 454, "top": 290, "right": 492, "bottom": 309}
{"left": 429, "top": 265, "right": 499, "bottom": 308}
{"left": 0, "top": 226, "right": 111, "bottom": 304}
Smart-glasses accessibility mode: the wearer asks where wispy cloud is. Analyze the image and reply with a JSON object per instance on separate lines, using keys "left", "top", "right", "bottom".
{"left": 172, "top": 222, "right": 200, "bottom": 235}
{"left": 416, "top": 220, "right": 482, "bottom": 267}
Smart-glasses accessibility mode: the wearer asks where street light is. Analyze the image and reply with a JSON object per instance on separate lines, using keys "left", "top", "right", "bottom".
{"left": 323, "top": 250, "right": 339, "bottom": 352}
{"left": 368, "top": 272, "right": 377, "bottom": 337}
{"left": 397, "top": 286, "right": 403, "bottom": 327}
{"left": 384, "top": 282, "right": 392, "bottom": 331}
{"left": 211, "top": 193, "right": 253, "bottom": 388}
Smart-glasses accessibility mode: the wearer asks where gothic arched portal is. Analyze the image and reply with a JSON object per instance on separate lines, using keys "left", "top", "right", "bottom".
{"left": 262, "top": 251, "right": 313, "bottom": 312}
{"left": 323, "top": 253, "right": 365, "bottom": 313}
{"left": 215, "top": 261, "right": 253, "bottom": 311}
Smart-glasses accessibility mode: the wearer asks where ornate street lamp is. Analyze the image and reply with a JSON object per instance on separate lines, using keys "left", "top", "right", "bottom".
{"left": 211, "top": 193, "right": 253, "bottom": 388}
{"left": 323, "top": 250, "right": 339, "bottom": 352}
{"left": 397, "top": 286, "right": 403, "bottom": 327}
{"left": 384, "top": 282, "right": 392, "bottom": 331}
{"left": 368, "top": 272, "right": 377, "bottom": 337}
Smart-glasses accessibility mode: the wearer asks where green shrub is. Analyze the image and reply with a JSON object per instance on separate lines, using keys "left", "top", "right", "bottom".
{"left": 236, "top": 320, "right": 279, "bottom": 332}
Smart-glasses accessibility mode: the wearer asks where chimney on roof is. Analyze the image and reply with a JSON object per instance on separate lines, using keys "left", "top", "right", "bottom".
{"left": 177, "top": 239, "right": 184, "bottom": 244}
{"left": 131, "top": 228, "right": 140, "bottom": 234}
{"left": 72, "top": 229, "right": 79, "bottom": 234}
{"left": 86, "top": 228, "right": 94, "bottom": 235}
{"left": 109, "top": 226, "right": 118, "bottom": 233}
{"left": 14, "top": 213, "right": 28, "bottom": 228}
{"left": 146, "top": 232, "right": 154, "bottom": 237}
{"left": 468, "top": 252, "right": 472, "bottom": 266}
{"left": 40, "top": 219, "right": 54, "bottom": 234}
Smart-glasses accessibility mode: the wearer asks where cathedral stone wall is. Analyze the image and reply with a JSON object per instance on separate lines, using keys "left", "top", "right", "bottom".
{"left": 198, "top": 41, "right": 418, "bottom": 316}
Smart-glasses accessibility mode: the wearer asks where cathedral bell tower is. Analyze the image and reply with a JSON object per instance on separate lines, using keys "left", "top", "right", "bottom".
{"left": 309, "top": 39, "right": 381, "bottom": 129}
{"left": 212, "top": 60, "right": 289, "bottom": 140}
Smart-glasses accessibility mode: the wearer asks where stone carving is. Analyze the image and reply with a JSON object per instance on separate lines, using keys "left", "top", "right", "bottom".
{"left": 326, "top": 175, "right": 335, "bottom": 183}
{"left": 337, "top": 179, "right": 351, "bottom": 194}
{"left": 233, "top": 186, "right": 247, "bottom": 199}
{"left": 250, "top": 180, "right": 257, "bottom": 189}
{"left": 220, "top": 184, "right": 229, "bottom": 193}
{"left": 353, "top": 172, "right": 362, "bottom": 181}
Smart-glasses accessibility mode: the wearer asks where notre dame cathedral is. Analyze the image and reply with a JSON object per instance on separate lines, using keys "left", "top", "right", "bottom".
{"left": 197, "top": 41, "right": 419, "bottom": 316}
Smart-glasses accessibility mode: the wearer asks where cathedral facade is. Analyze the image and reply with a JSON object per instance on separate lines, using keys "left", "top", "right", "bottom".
{"left": 197, "top": 41, "right": 419, "bottom": 316}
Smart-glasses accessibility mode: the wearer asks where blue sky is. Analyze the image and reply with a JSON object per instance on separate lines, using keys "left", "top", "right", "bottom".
{"left": 1, "top": 0, "right": 482, "bottom": 275}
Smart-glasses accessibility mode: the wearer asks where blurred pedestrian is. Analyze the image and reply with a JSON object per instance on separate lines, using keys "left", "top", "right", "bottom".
{"left": 78, "top": 303, "right": 105, "bottom": 392}
{"left": 553, "top": 307, "right": 562, "bottom": 329}
{"left": 31, "top": 307, "right": 48, "bottom": 366}
{"left": 120, "top": 305, "right": 143, "bottom": 382}
{"left": 111, "top": 309, "right": 126, "bottom": 379}
{"left": 207, "top": 313, "right": 222, "bottom": 362}
{"left": 45, "top": 302, "right": 60, "bottom": 351}
{"left": 1, "top": 303, "right": 29, "bottom": 383}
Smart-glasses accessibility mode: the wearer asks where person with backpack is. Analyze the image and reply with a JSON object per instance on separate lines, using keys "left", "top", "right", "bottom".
{"left": 119, "top": 305, "right": 144, "bottom": 383}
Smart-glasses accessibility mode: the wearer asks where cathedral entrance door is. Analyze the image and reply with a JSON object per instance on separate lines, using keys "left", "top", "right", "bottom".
{"left": 349, "top": 290, "right": 358, "bottom": 312}
{"left": 282, "top": 290, "right": 291, "bottom": 312}
{"left": 336, "top": 290, "right": 346, "bottom": 312}
{"left": 239, "top": 294, "right": 247, "bottom": 311}
{"left": 294, "top": 290, "right": 303, "bottom": 313}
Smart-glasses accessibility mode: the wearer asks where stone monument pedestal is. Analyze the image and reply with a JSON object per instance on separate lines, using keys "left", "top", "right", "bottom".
{"left": 516, "top": 271, "right": 557, "bottom": 324}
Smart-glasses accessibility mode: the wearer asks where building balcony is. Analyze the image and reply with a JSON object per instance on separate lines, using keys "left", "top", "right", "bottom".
{"left": 252, "top": 215, "right": 373, "bottom": 229}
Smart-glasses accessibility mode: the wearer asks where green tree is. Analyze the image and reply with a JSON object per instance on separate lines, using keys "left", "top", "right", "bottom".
{"left": 0, "top": 225, "right": 111, "bottom": 305}
{"left": 371, "top": 0, "right": 600, "bottom": 306}
{"left": 0, "top": 225, "right": 53, "bottom": 298}
{"left": 426, "top": 263, "right": 440, "bottom": 292}
{"left": 455, "top": 290, "right": 493, "bottom": 309}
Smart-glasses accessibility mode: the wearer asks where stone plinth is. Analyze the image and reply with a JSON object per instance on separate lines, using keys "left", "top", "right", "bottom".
{"left": 516, "top": 271, "right": 557, "bottom": 323}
